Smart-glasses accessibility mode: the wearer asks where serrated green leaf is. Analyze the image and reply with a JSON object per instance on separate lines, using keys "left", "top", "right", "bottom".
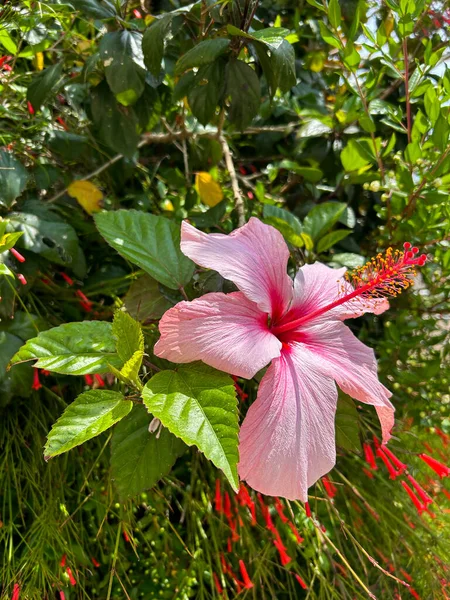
{"left": 176, "top": 38, "right": 230, "bottom": 74}
{"left": 254, "top": 40, "right": 296, "bottom": 97}
{"left": 316, "top": 229, "right": 351, "bottom": 253}
{"left": 303, "top": 202, "right": 348, "bottom": 241}
{"left": 142, "top": 363, "right": 239, "bottom": 490}
{"left": 263, "top": 205, "right": 304, "bottom": 246}
{"left": 11, "top": 321, "right": 122, "bottom": 375}
{"left": 112, "top": 310, "right": 144, "bottom": 364}
{"left": 95, "top": 210, "right": 195, "bottom": 290}
{"left": 188, "top": 60, "right": 225, "bottom": 126}
{"left": 111, "top": 405, "right": 186, "bottom": 499}
{"left": 45, "top": 390, "right": 132, "bottom": 459}
{"left": 109, "top": 350, "right": 143, "bottom": 389}
{"left": 335, "top": 393, "right": 361, "bottom": 452}
{"left": 68, "top": 0, "right": 117, "bottom": 19}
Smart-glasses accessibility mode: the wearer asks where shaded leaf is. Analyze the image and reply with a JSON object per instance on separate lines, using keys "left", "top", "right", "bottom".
{"left": 303, "top": 202, "right": 347, "bottom": 241}
{"left": 316, "top": 229, "right": 351, "bottom": 253}
{"left": 226, "top": 60, "right": 260, "bottom": 130}
{"left": 335, "top": 393, "right": 361, "bottom": 452}
{"left": 176, "top": 38, "right": 230, "bottom": 74}
{"left": 124, "top": 275, "right": 172, "bottom": 322}
{"left": 142, "top": 14, "right": 173, "bottom": 77}
{"left": 111, "top": 405, "right": 186, "bottom": 498}
{"left": 0, "top": 151, "right": 29, "bottom": 208}
{"left": 27, "top": 62, "right": 64, "bottom": 110}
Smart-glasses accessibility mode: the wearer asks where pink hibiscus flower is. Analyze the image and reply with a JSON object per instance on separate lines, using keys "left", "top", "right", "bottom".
{"left": 154, "top": 218, "right": 426, "bottom": 500}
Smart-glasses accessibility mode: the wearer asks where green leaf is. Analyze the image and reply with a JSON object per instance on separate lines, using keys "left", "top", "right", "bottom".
{"left": 335, "top": 393, "right": 360, "bottom": 452}
{"left": 227, "top": 25, "right": 290, "bottom": 49}
{"left": 405, "top": 141, "right": 422, "bottom": 164}
{"left": 328, "top": 0, "right": 342, "bottom": 28}
{"left": 176, "top": 38, "right": 230, "bottom": 74}
{"left": 0, "top": 264, "right": 13, "bottom": 277}
{"left": 142, "top": 363, "right": 239, "bottom": 490}
{"left": 142, "top": 14, "right": 173, "bottom": 77}
{"left": 27, "top": 62, "right": 64, "bottom": 110}
{"left": 341, "top": 139, "right": 371, "bottom": 171}
{"left": 279, "top": 160, "right": 323, "bottom": 182}
{"left": 319, "top": 22, "right": 343, "bottom": 49}
{"left": 68, "top": 0, "right": 117, "bottom": 19}
{"left": 188, "top": 60, "right": 225, "bottom": 126}
{"left": 432, "top": 113, "right": 449, "bottom": 152}
{"left": 0, "top": 151, "right": 29, "bottom": 208}
{"left": 99, "top": 31, "right": 146, "bottom": 106}
{"left": 90, "top": 81, "right": 139, "bottom": 158}
{"left": 226, "top": 60, "right": 260, "bottom": 130}
{"left": 112, "top": 310, "right": 144, "bottom": 364}
{"left": 254, "top": 40, "right": 296, "bottom": 96}
{"left": 316, "top": 229, "right": 351, "bottom": 253}
{"left": 110, "top": 350, "right": 144, "bottom": 389}
{"left": 188, "top": 200, "right": 228, "bottom": 228}
{"left": 95, "top": 210, "right": 194, "bottom": 290}
{"left": 11, "top": 321, "right": 122, "bottom": 375}
{"left": 0, "top": 29, "right": 17, "bottom": 54}
{"left": 303, "top": 202, "right": 347, "bottom": 241}
{"left": 111, "top": 405, "right": 186, "bottom": 499}
{"left": 124, "top": 274, "right": 171, "bottom": 322}
{"left": 343, "top": 43, "right": 361, "bottom": 71}
{"left": 44, "top": 390, "right": 132, "bottom": 459}
{"left": 1, "top": 311, "right": 45, "bottom": 341}
{"left": 8, "top": 212, "right": 82, "bottom": 269}
{"left": 263, "top": 205, "right": 304, "bottom": 247}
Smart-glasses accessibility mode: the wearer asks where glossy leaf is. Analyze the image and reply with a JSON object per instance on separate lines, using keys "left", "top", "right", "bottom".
{"left": 316, "top": 229, "right": 351, "bottom": 253}
{"left": 112, "top": 310, "right": 144, "bottom": 364}
{"left": 124, "top": 275, "right": 172, "bottom": 322}
{"left": 176, "top": 38, "right": 230, "bottom": 74}
{"left": 111, "top": 405, "right": 186, "bottom": 498}
{"left": 27, "top": 62, "right": 64, "bottom": 110}
{"left": 45, "top": 390, "right": 132, "bottom": 458}
{"left": 11, "top": 321, "right": 122, "bottom": 375}
{"left": 142, "top": 363, "right": 239, "bottom": 490}
{"left": 226, "top": 60, "right": 260, "bottom": 130}
{"left": 303, "top": 202, "right": 347, "bottom": 241}
{"left": 95, "top": 210, "right": 195, "bottom": 290}
{"left": 142, "top": 14, "right": 173, "bottom": 76}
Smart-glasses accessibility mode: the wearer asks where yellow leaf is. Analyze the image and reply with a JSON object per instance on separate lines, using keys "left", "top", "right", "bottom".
{"left": 67, "top": 180, "right": 103, "bottom": 215}
{"left": 195, "top": 172, "right": 223, "bottom": 207}
{"left": 34, "top": 52, "right": 44, "bottom": 71}
{"left": 384, "top": 12, "right": 394, "bottom": 38}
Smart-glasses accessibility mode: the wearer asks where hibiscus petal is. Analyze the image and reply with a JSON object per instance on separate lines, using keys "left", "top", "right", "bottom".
{"left": 287, "top": 262, "right": 388, "bottom": 323}
{"left": 181, "top": 218, "right": 292, "bottom": 320}
{"left": 154, "top": 292, "right": 281, "bottom": 379}
{"left": 296, "top": 320, "right": 394, "bottom": 442}
{"left": 238, "top": 347, "right": 338, "bottom": 500}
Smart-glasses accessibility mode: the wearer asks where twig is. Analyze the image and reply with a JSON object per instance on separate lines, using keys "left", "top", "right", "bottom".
{"left": 219, "top": 135, "right": 246, "bottom": 227}
{"left": 403, "top": 38, "right": 412, "bottom": 144}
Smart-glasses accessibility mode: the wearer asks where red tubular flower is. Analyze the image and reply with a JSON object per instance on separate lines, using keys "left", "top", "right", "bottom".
{"left": 76, "top": 290, "right": 93, "bottom": 311}
{"left": 442, "top": 489, "right": 450, "bottom": 500}
{"left": 273, "top": 540, "right": 292, "bottom": 565}
{"left": 9, "top": 248, "right": 26, "bottom": 263}
{"left": 59, "top": 593, "right": 65, "bottom": 600}
{"left": 363, "top": 467, "right": 374, "bottom": 479}
{"left": 229, "top": 517, "right": 240, "bottom": 542}
{"left": 322, "top": 475, "right": 337, "bottom": 498}
{"left": 17, "top": 274, "right": 27, "bottom": 286}
{"left": 213, "top": 572, "right": 223, "bottom": 594}
{"left": 305, "top": 502, "right": 311, "bottom": 518}
{"left": 410, "top": 589, "right": 421, "bottom": 600}
{"left": 226, "top": 537, "right": 232, "bottom": 553}
{"left": 60, "top": 272, "right": 74, "bottom": 286}
{"left": 133, "top": 8, "right": 142, "bottom": 18}
{"left": 403, "top": 512, "right": 415, "bottom": 529}
{"left": 376, "top": 447, "right": 399, "bottom": 479}
{"left": 294, "top": 574, "right": 308, "bottom": 590}
{"left": 238, "top": 560, "right": 254, "bottom": 589}
{"left": 288, "top": 520, "right": 304, "bottom": 543}
{"left": 435, "top": 428, "right": 450, "bottom": 447}
{"left": 91, "top": 557, "right": 100, "bottom": 568}
{"left": 272, "top": 526, "right": 287, "bottom": 551}
{"left": 257, "top": 493, "right": 275, "bottom": 531}
{"left": 94, "top": 374, "right": 105, "bottom": 387}
{"left": 423, "top": 442, "right": 434, "bottom": 455}
{"left": 0, "top": 56, "right": 12, "bottom": 68}
{"left": 123, "top": 530, "right": 130, "bottom": 543}
{"left": 220, "top": 554, "right": 228, "bottom": 574}
{"left": 363, "top": 443, "right": 378, "bottom": 470}
{"left": 223, "top": 492, "right": 232, "bottom": 519}
{"left": 84, "top": 374, "right": 94, "bottom": 386}
{"left": 406, "top": 474, "right": 433, "bottom": 506}
{"left": 400, "top": 568, "right": 412, "bottom": 583}
{"left": 274, "top": 497, "right": 289, "bottom": 522}
{"left": 215, "top": 479, "right": 222, "bottom": 513}
{"left": 232, "top": 376, "right": 248, "bottom": 401}
{"left": 66, "top": 567, "right": 76, "bottom": 586}
{"left": 11, "top": 583, "right": 20, "bottom": 600}
{"left": 32, "top": 369, "right": 42, "bottom": 391}
{"left": 380, "top": 445, "right": 407, "bottom": 473}
{"left": 401, "top": 481, "right": 425, "bottom": 514}
{"left": 419, "top": 453, "right": 450, "bottom": 478}
{"left": 27, "top": 101, "right": 35, "bottom": 115}
{"left": 237, "top": 483, "right": 256, "bottom": 524}
{"left": 56, "top": 116, "right": 68, "bottom": 130}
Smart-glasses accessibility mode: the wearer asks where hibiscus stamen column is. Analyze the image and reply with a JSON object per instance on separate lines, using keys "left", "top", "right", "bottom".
{"left": 272, "top": 243, "right": 427, "bottom": 335}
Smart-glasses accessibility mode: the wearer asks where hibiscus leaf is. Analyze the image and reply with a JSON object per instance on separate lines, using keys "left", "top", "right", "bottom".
{"left": 124, "top": 274, "right": 172, "bottom": 322}
{"left": 94, "top": 210, "right": 195, "bottom": 290}
{"left": 112, "top": 310, "right": 144, "bottom": 364}
{"left": 335, "top": 393, "right": 361, "bottom": 452}
{"left": 10, "top": 321, "right": 122, "bottom": 375}
{"left": 45, "top": 390, "right": 132, "bottom": 459}
{"left": 111, "top": 405, "right": 186, "bottom": 499}
{"left": 303, "top": 202, "right": 347, "bottom": 241}
{"left": 142, "top": 363, "right": 239, "bottom": 491}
